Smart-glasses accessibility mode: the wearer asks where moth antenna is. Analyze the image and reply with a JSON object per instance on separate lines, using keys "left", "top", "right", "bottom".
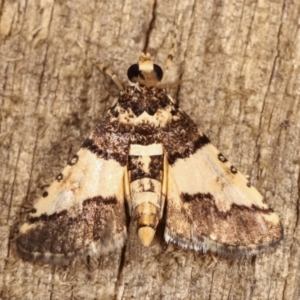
{"left": 76, "top": 40, "right": 124, "bottom": 91}
{"left": 93, "top": 61, "right": 124, "bottom": 91}
{"left": 162, "top": 13, "right": 182, "bottom": 83}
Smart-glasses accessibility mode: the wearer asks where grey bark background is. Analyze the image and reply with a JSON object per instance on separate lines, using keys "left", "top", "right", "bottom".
{"left": 0, "top": 0, "right": 299, "bottom": 299}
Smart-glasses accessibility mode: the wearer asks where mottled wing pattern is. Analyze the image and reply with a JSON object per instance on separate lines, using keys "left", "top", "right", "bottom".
{"left": 16, "top": 112, "right": 130, "bottom": 264}
{"left": 162, "top": 107, "right": 283, "bottom": 257}
{"left": 16, "top": 52, "right": 283, "bottom": 263}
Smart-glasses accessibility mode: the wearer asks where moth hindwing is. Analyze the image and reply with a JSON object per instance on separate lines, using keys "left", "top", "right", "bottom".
{"left": 16, "top": 53, "right": 283, "bottom": 264}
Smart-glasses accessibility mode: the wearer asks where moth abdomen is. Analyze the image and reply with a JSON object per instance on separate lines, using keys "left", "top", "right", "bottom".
{"left": 128, "top": 150, "right": 165, "bottom": 246}
{"left": 133, "top": 202, "right": 160, "bottom": 246}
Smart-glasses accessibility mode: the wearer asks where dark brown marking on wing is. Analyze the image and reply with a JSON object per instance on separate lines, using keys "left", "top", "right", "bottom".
{"left": 181, "top": 192, "right": 275, "bottom": 215}
{"left": 130, "top": 121, "right": 161, "bottom": 146}
{"left": 16, "top": 196, "right": 126, "bottom": 264}
{"left": 81, "top": 112, "right": 132, "bottom": 166}
{"left": 165, "top": 133, "right": 210, "bottom": 165}
{"left": 165, "top": 192, "right": 283, "bottom": 256}
{"left": 161, "top": 108, "right": 211, "bottom": 165}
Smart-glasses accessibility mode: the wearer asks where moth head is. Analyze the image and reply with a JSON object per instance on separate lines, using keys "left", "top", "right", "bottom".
{"left": 127, "top": 53, "right": 163, "bottom": 86}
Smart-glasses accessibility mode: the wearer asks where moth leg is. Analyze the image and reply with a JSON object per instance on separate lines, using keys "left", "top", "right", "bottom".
{"left": 93, "top": 62, "right": 124, "bottom": 90}
{"left": 160, "top": 153, "right": 168, "bottom": 218}
{"left": 124, "top": 165, "right": 131, "bottom": 212}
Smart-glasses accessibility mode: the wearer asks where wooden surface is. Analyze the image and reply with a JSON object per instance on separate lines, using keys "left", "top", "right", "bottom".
{"left": 1, "top": 0, "right": 299, "bottom": 299}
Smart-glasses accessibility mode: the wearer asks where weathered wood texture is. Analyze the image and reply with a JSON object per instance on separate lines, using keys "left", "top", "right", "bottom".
{"left": 0, "top": 0, "right": 299, "bottom": 299}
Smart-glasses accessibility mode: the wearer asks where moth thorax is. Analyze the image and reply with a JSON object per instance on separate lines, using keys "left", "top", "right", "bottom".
{"left": 134, "top": 202, "right": 159, "bottom": 247}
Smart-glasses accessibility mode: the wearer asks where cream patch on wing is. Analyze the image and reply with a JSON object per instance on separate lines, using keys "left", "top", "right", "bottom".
{"left": 135, "top": 111, "right": 160, "bottom": 126}
{"left": 129, "top": 143, "right": 163, "bottom": 156}
{"left": 31, "top": 148, "right": 125, "bottom": 217}
{"left": 19, "top": 223, "right": 38, "bottom": 234}
{"left": 261, "top": 212, "right": 281, "bottom": 223}
{"left": 169, "top": 143, "right": 268, "bottom": 211}
{"left": 155, "top": 106, "right": 173, "bottom": 127}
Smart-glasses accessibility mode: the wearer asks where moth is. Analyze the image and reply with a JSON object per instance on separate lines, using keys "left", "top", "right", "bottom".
{"left": 16, "top": 53, "right": 283, "bottom": 265}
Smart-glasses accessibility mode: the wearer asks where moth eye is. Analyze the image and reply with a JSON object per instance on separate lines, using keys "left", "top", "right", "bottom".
{"left": 153, "top": 64, "right": 163, "bottom": 81}
{"left": 42, "top": 191, "right": 48, "bottom": 198}
{"left": 127, "top": 64, "right": 140, "bottom": 82}
{"left": 171, "top": 108, "right": 178, "bottom": 115}
{"left": 127, "top": 63, "right": 164, "bottom": 82}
